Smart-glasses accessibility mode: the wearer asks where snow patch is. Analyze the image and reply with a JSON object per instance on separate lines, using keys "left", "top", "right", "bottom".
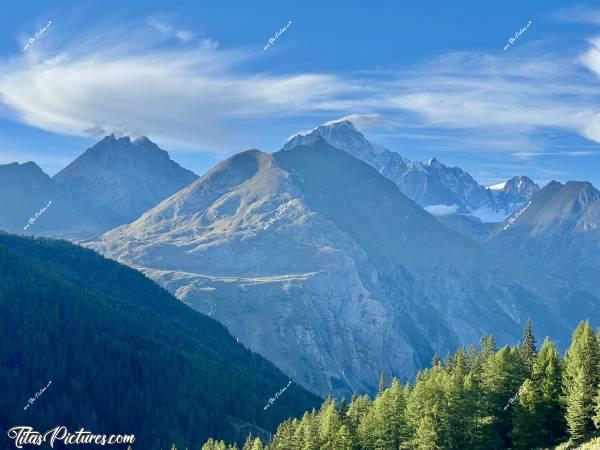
{"left": 425, "top": 204, "right": 460, "bottom": 216}
{"left": 488, "top": 182, "right": 507, "bottom": 191}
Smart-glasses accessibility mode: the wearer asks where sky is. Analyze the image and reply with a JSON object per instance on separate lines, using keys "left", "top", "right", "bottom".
{"left": 1, "top": 0, "right": 600, "bottom": 187}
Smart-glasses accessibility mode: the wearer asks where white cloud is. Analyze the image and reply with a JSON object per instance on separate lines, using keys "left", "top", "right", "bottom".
{"left": 145, "top": 16, "right": 198, "bottom": 44}
{"left": 382, "top": 52, "right": 599, "bottom": 140}
{"left": 552, "top": 6, "right": 600, "bottom": 24}
{"left": 512, "top": 151, "right": 597, "bottom": 158}
{"left": 175, "top": 30, "right": 194, "bottom": 44}
{"left": 5, "top": 16, "right": 600, "bottom": 155}
{"left": 145, "top": 16, "right": 173, "bottom": 34}
{"left": 0, "top": 27, "right": 350, "bottom": 151}
{"left": 323, "top": 113, "right": 386, "bottom": 130}
{"left": 424, "top": 204, "right": 460, "bottom": 216}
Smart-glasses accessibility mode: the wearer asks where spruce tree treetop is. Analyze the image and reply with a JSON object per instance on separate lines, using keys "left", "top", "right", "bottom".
{"left": 521, "top": 319, "right": 537, "bottom": 373}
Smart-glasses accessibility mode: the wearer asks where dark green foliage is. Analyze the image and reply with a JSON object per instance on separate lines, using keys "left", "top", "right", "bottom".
{"left": 563, "top": 321, "right": 599, "bottom": 443}
{"left": 205, "top": 320, "right": 600, "bottom": 449}
{"left": 0, "top": 233, "right": 320, "bottom": 449}
{"left": 511, "top": 337, "right": 566, "bottom": 449}
{"left": 520, "top": 319, "right": 537, "bottom": 375}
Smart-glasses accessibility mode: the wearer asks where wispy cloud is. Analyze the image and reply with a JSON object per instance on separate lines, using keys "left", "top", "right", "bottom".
{"left": 552, "top": 5, "right": 600, "bottom": 24}
{"left": 146, "top": 16, "right": 195, "bottom": 44}
{"left": 4, "top": 13, "right": 600, "bottom": 156}
{"left": 424, "top": 204, "right": 460, "bottom": 216}
{"left": 512, "top": 150, "right": 598, "bottom": 158}
{"left": 323, "top": 113, "right": 386, "bottom": 129}
{"left": 0, "top": 22, "right": 349, "bottom": 151}
{"left": 381, "top": 52, "right": 600, "bottom": 142}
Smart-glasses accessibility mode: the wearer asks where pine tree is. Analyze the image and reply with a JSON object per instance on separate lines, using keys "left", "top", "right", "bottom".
{"left": 200, "top": 320, "right": 600, "bottom": 450}
{"left": 368, "top": 380, "right": 407, "bottom": 450}
{"left": 511, "top": 379, "right": 542, "bottom": 450}
{"left": 203, "top": 440, "right": 229, "bottom": 450}
{"left": 533, "top": 337, "right": 565, "bottom": 445}
{"left": 406, "top": 367, "right": 450, "bottom": 449}
{"left": 563, "top": 321, "right": 599, "bottom": 442}
{"left": 334, "top": 424, "right": 354, "bottom": 450}
{"left": 378, "top": 372, "right": 387, "bottom": 395}
{"left": 565, "top": 367, "right": 594, "bottom": 443}
{"left": 520, "top": 319, "right": 537, "bottom": 375}
{"left": 593, "top": 385, "right": 600, "bottom": 430}
{"left": 271, "top": 419, "right": 296, "bottom": 450}
{"left": 357, "top": 405, "right": 378, "bottom": 450}
{"left": 446, "top": 349, "right": 468, "bottom": 449}
{"left": 242, "top": 435, "right": 255, "bottom": 450}
{"left": 318, "top": 397, "right": 341, "bottom": 449}
{"left": 414, "top": 415, "right": 442, "bottom": 450}
{"left": 387, "top": 378, "right": 409, "bottom": 448}
{"left": 347, "top": 395, "right": 373, "bottom": 430}
{"left": 302, "top": 411, "right": 321, "bottom": 450}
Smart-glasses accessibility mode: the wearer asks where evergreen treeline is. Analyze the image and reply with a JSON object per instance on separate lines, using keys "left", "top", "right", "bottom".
{"left": 202, "top": 320, "right": 600, "bottom": 450}
{"left": 0, "top": 233, "right": 321, "bottom": 449}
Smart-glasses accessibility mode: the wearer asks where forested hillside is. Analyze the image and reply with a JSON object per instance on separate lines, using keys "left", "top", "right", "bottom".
{"left": 0, "top": 233, "right": 321, "bottom": 449}
{"left": 202, "top": 321, "right": 600, "bottom": 450}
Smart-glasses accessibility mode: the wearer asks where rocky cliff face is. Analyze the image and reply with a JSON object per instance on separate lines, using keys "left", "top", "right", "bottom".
{"left": 54, "top": 135, "right": 197, "bottom": 228}
{"left": 87, "top": 139, "right": 598, "bottom": 397}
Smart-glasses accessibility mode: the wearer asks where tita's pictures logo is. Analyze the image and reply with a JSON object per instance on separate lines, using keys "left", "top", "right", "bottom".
{"left": 7, "top": 426, "right": 135, "bottom": 448}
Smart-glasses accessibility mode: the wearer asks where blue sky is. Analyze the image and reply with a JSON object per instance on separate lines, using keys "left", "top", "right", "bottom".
{"left": 1, "top": 0, "right": 600, "bottom": 187}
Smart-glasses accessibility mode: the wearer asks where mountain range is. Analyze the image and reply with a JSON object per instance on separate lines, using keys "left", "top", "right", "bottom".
{"left": 1, "top": 119, "right": 598, "bottom": 400}
{"left": 0, "top": 135, "right": 197, "bottom": 239}
{"left": 86, "top": 137, "right": 599, "bottom": 397}
{"left": 0, "top": 161, "right": 95, "bottom": 238}
{"left": 489, "top": 180, "right": 600, "bottom": 296}
{"left": 284, "top": 120, "right": 539, "bottom": 223}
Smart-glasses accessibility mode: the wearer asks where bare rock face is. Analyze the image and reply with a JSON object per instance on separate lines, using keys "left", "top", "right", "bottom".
{"left": 54, "top": 135, "right": 197, "bottom": 229}
{"left": 87, "top": 139, "right": 599, "bottom": 397}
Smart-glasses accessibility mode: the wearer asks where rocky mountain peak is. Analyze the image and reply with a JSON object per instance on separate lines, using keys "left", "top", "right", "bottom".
{"left": 53, "top": 135, "right": 198, "bottom": 227}
{"left": 284, "top": 119, "right": 534, "bottom": 225}
{"left": 502, "top": 176, "right": 539, "bottom": 197}
{"left": 284, "top": 119, "right": 379, "bottom": 164}
{"left": 426, "top": 157, "right": 443, "bottom": 168}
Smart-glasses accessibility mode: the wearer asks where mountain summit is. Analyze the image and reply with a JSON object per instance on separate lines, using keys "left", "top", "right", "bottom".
{"left": 489, "top": 180, "right": 600, "bottom": 294}
{"left": 284, "top": 120, "right": 538, "bottom": 224}
{"left": 286, "top": 120, "right": 383, "bottom": 164}
{"left": 88, "top": 138, "right": 597, "bottom": 397}
{"left": 54, "top": 135, "right": 198, "bottom": 228}
{"left": 0, "top": 161, "right": 94, "bottom": 238}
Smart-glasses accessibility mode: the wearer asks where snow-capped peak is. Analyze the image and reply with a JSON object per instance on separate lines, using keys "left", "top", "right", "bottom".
{"left": 284, "top": 118, "right": 541, "bottom": 226}
{"left": 283, "top": 119, "right": 381, "bottom": 164}
{"left": 321, "top": 118, "right": 359, "bottom": 130}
